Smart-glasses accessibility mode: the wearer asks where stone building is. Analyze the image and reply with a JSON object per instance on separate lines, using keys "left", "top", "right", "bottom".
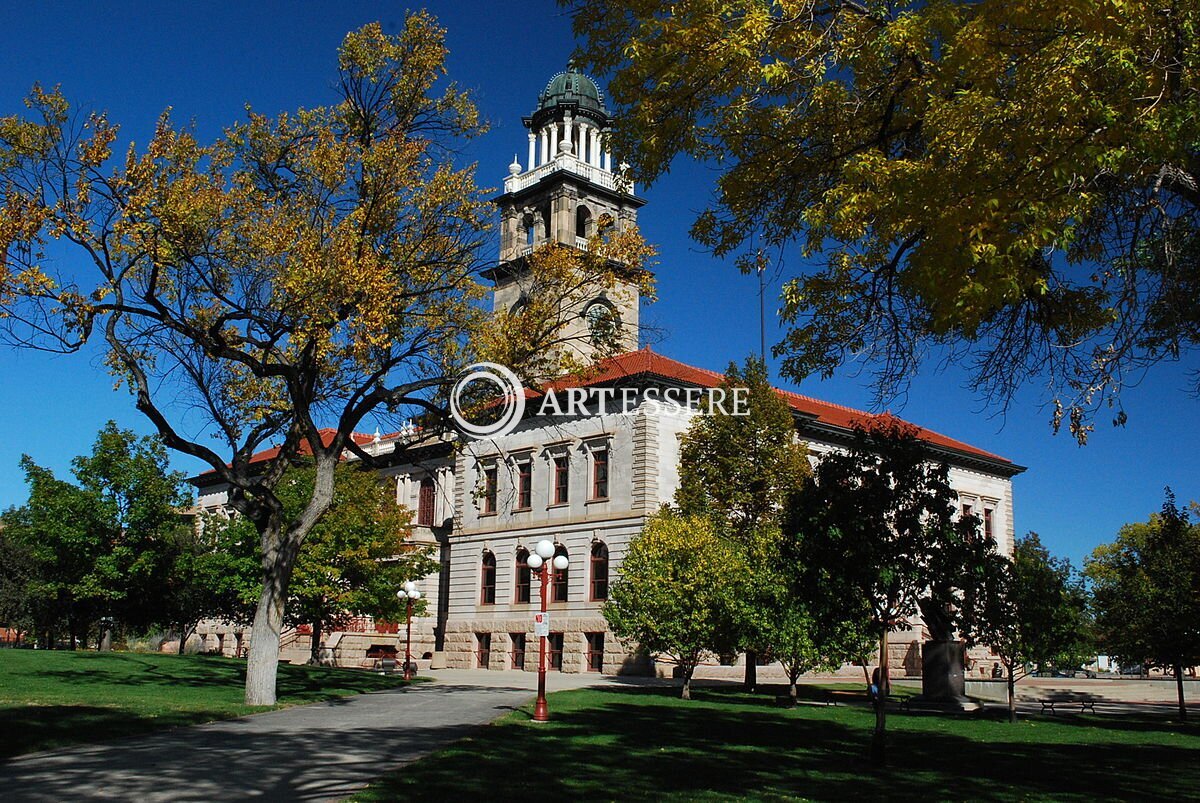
{"left": 190, "top": 63, "right": 1024, "bottom": 677}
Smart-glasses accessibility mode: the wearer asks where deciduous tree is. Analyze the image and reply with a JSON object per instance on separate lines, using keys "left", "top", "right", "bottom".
{"left": 1086, "top": 490, "right": 1200, "bottom": 720}
{"left": 965, "top": 533, "right": 1092, "bottom": 722}
{"left": 566, "top": 0, "right": 1200, "bottom": 439}
{"left": 0, "top": 15, "right": 651, "bottom": 704}
{"left": 217, "top": 463, "right": 438, "bottom": 664}
{"left": 0, "top": 423, "right": 188, "bottom": 649}
{"left": 787, "top": 418, "right": 993, "bottom": 738}
{"left": 605, "top": 509, "right": 742, "bottom": 699}
{"left": 675, "top": 356, "right": 810, "bottom": 690}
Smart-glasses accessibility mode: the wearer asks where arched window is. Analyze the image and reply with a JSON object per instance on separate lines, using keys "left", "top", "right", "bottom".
{"left": 480, "top": 551, "right": 497, "bottom": 605}
{"left": 590, "top": 542, "right": 609, "bottom": 601}
{"left": 417, "top": 477, "right": 435, "bottom": 527}
{"left": 552, "top": 545, "right": 569, "bottom": 603}
{"left": 576, "top": 206, "right": 593, "bottom": 239}
{"left": 514, "top": 548, "right": 531, "bottom": 604}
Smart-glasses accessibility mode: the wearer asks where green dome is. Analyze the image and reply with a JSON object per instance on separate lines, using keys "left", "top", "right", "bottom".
{"left": 530, "top": 61, "right": 609, "bottom": 127}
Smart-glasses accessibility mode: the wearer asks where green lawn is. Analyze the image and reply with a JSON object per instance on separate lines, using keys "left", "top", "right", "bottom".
{"left": 0, "top": 649, "right": 412, "bottom": 758}
{"left": 356, "top": 685, "right": 1200, "bottom": 802}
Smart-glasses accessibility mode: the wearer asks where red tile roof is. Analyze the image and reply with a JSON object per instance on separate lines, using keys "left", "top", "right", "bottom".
{"left": 195, "top": 348, "right": 1014, "bottom": 486}
{"left": 194, "top": 428, "right": 389, "bottom": 482}
{"left": 542, "top": 347, "right": 1013, "bottom": 465}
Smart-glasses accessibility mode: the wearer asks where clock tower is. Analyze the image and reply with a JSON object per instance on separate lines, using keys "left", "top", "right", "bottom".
{"left": 488, "top": 62, "right": 648, "bottom": 357}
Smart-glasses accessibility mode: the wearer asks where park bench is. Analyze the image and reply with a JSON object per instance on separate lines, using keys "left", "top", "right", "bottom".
{"left": 1039, "top": 698, "right": 1098, "bottom": 714}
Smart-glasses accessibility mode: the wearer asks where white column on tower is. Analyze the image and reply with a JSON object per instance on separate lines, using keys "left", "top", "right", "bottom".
{"left": 588, "top": 127, "right": 599, "bottom": 166}
{"left": 563, "top": 112, "right": 574, "bottom": 157}
{"left": 602, "top": 146, "right": 611, "bottom": 172}
{"left": 549, "top": 123, "right": 558, "bottom": 159}
{"left": 527, "top": 133, "right": 536, "bottom": 172}
{"left": 539, "top": 128, "right": 549, "bottom": 165}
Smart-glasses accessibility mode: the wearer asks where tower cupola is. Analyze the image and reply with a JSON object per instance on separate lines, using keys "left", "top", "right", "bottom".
{"left": 489, "top": 61, "right": 648, "bottom": 358}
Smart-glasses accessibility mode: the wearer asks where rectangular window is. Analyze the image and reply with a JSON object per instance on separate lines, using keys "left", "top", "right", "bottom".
{"left": 480, "top": 553, "right": 496, "bottom": 605}
{"left": 515, "top": 552, "right": 531, "bottom": 604}
{"left": 417, "top": 477, "right": 435, "bottom": 527}
{"left": 984, "top": 508, "right": 994, "bottom": 540}
{"left": 516, "top": 460, "right": 532, "bottom": 510}
{"left": 547, "top": 632, "right": 564, "bottom": 671}
{"left": 483, "top": 467, "right": 498, "bottom": 514}
{"left": 553, "top": 456, "right": 569, "bottom": 505}
{"left": 591, "top": 448, "right": 609, "bottom": 500}
{"left": 510, "top": 632, "right": 526, "bottom": 670}
{"left": 552, "top": 552, "right": 569, "bottom": 603}
{"left": 585, "top": 632, "right": 605, "bottom": 673}
{"left": 590, "top": 544, "right": 609, "bottom": 601}
{"left": 476, "top": 633, "right": 491, "bottom": 669}
{"left": 961, "top": 503, "right": 973, "bottom": 519}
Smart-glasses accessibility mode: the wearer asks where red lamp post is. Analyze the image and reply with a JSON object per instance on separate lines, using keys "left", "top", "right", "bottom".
{"left": 528, "top": 538, "right": 568, "bottom": 722}
{"left": 398, "top": 581, "right": 421, "bottom": 681}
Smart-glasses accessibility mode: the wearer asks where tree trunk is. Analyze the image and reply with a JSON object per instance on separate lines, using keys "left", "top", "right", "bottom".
{"left": 1007, "top": 667, "right": 1016, "bottom": 724}
{"left": 67, "top": 615, "right": 77, "bottom": 651}
{"left": 744, "top": 650, "right": 757, "bottom": 693}
{"left": 244, "top": 461, "right": 335, "bottom": 706}
{"left": 177, "top": 624, "right": 187, "bottom": 655}
{"left": 681, "top": 662, "right": 695, "bottom": 700}
{"left": 309, "top": 617, "right": 323, "bottom": 665}
{"left": 1176, "top": 664, "right": 1188, "bottom": 721}
{"left": 875, "top": 630, "right": 889, "bottom": 737}
{"left": 789, "top": 668, "right": 800, "bottom": 704}
{"left": 245, "top": 552, "right": 293, "bottom": 706}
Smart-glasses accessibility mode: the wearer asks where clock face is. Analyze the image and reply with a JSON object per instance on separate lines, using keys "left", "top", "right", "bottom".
{"left": 584, "top": 302, "right": 619, "bottom": 341}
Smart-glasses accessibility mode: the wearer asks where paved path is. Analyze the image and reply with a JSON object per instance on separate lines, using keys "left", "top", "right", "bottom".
{"left": 0, "top": 670, "right": 625, "bottom": 802}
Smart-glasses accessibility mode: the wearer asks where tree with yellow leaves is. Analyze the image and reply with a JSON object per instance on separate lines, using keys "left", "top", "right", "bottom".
{"left": 566, "top": 0, "right": 1200, "bottom": 440}
{"left": 0, "top": 14, "right": 651, "bottom": 704}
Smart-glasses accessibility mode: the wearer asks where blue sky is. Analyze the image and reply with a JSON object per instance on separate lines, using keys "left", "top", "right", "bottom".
{"left": 1, "top": 2, "right": 1196, "bottom": 567}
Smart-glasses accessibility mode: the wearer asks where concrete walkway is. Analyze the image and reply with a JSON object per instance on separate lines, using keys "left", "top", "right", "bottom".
{"left": 0, "top": 669, "right": 628, "bottom": 802}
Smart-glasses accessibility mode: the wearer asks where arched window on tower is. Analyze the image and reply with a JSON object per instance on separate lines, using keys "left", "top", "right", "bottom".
{"left": 552, "top": 545, "right": 569, "bottom": 602}
{"left": 480, "top": 551, "right": 497, "bottom": 605}
{"left": 590, "top": 542, "right": 609, "bottom": 601}
{"left": 514, "top": 548, "right": 531, "bottom": 604}
{"left": 417, "top": 477, "right": 435, "bottom": 527}
{"left": 576, "top": 206, "right": 593, "bottom": 240}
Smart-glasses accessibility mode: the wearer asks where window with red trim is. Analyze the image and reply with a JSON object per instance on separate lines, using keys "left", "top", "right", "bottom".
{"left": 552, "top": 545, "right": 569, "bottom": 602}
{"left": 417, "top": 477, "right": 435, "bottom": 526}
{"left": 591, "top": 448, "right": 608, "bottom": 499}
{"left": 483, "top": 467, "right": 498, "bottom": 514}
{"left": 510, "top": 632, "right": 526, "bottom": 670}
{"left": 516, "top": 460, "right": 532, "bottom": 509}
{"left": 480, "top": 551, "right": 496, "bottom": 604}
{"left": 585, "top": 632, "right": 605, "bottom": 672}
{"left": 514, "top": 548, "right": 531, "bottom": 604}
{"left": 553, "top": 455, "right": 569, "bottom": 505}
{"left": 476, "top": 632, "right": 491, "bottom": 668}
{"left": 590, "top": 542, "right": 609, "bottom": 601}
{"left": 547, "top": 632, "right": 564, "bottom": 671}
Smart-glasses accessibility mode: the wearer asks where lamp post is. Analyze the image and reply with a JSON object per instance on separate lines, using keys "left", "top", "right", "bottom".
{"left": 527, "top": 538, "right": 569, "bottom": 722}
{"left": 397, "top": 581, "right": 421, "bottom": 681}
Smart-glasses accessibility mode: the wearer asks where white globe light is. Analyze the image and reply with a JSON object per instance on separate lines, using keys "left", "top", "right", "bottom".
{"left": 408, "top": 589, "right": 421, "bottom": 600}
{"left": 396, "top": 590, "right": 405, "bottom": 599}
{"left": 553, "top": 554, "right": 569, "bottom": 570}
{"left": 402, "top": 580, "right": 416, "bottom": 594}
{"left": 535, "top": 540, "right": 556, "bottom": 560}
{"left": 527, "top": 554, "right": 544, "bottom": 570}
